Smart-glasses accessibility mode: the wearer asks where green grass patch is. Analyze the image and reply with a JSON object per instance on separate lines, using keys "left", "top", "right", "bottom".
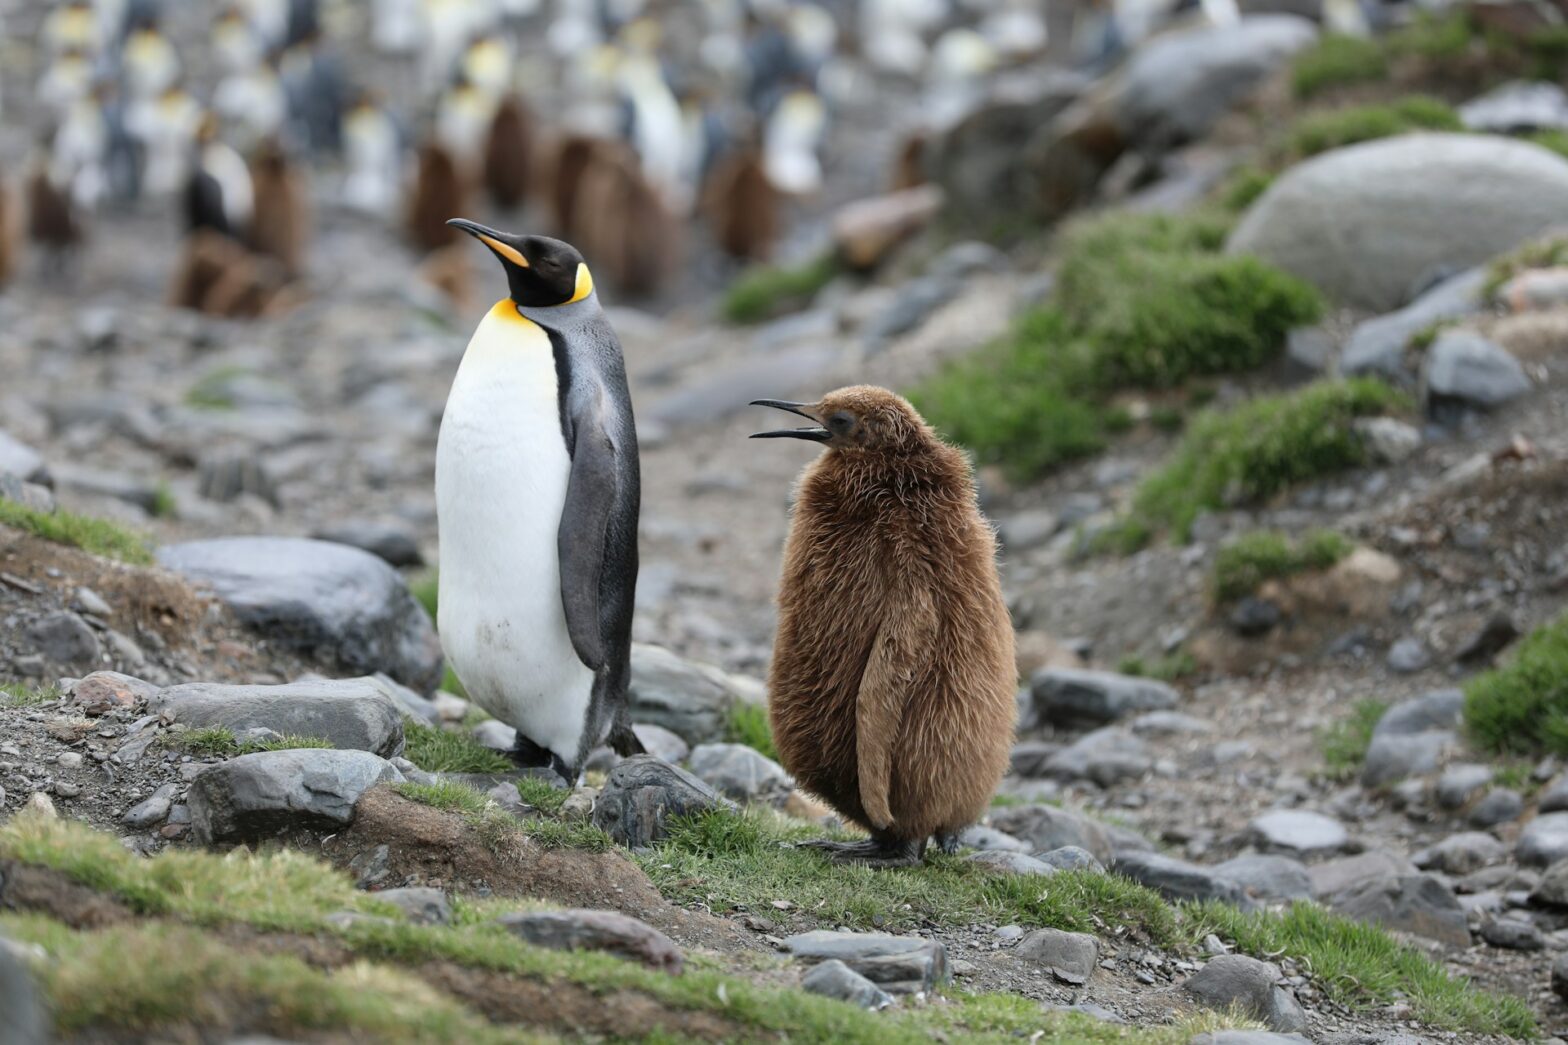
{"left": 1482, "top": 234, "right": 1568, "bottom": 301}
{"left": 1211, "top": 529, "right": 1353, "bottom": 603}
{"left": 173, "top": 726, "right": 336, "bottom": 757}
{"left": 1217, "top": 165, "right": 1274, "bottom": 212}
{"left": 1291, "top": 33, "right": 1388, "bottom": 98}
{"left": 411, "top": 570, "right": 439, "bottom": 622}
{"left": 0, "top": 681, "right": 62, "bottom": 708}
{"left": 402, "top": 719, "right": 513, "bottom": 775}
{"left": 1285, "top": 96, "right": 1460, "bottom": 159}
{"left": 1115, "top": 650, "right": 1197, "bottom": 683}
{"left": 0, "top": 498, "right": 153, "bottom": 565}
{"left": 1128, "top": 378, "right": 1407, "bottom": 542}
{"left": 514, "top": 775, "right": 570, "bottom": 816}
{"left": 724, "top": 701, "right": 778, "bottom": 761}
{"left": 721, "top": 253, "right": 840, "bottom": 324}
{"left": 910, "top": 212, "right": 1321, "bottom": 481}
{"left": 1320, "top": 699, "right": 1390, "bottom": 781}
{"left": 1191, "top": 900, "right": 1534, "bottom": 1037}
{"left": 1529, "top": 128, "right": 1568, "bottom": 159}
{"left": 1464, "top": 611, "right": 1568, "bottom": 756}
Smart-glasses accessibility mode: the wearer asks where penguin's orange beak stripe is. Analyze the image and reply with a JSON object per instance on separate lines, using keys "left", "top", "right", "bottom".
{"left": 478, "top": 234, "right": 529, "bottom": 269}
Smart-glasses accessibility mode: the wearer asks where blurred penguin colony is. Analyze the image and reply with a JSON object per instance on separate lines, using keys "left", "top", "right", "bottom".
{"left": 0, "top": 0, "right": 1279, "bottom": 314}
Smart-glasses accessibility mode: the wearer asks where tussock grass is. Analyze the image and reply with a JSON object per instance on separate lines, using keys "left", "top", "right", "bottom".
{"left": 1285, "top": 96, "right": 1460, "bottom": 159}
{"left": 1320, "top": 699, "right": 1390, "bottom": 781}
{"left": 0, "top": 682, "right": 62, "bottom": 708}
{"left": 1115, "top": 651, "right": 1197, "bottom": 683}
{"left": 721, "top": 254, "right": 840, "bottom": 324}
{"left": 725, "top": 701, "right": 778, "bottom": 761}
{"left": 403, "top": 719, "right": 514, "bottom": 774}
{"left": 174, "top": 726, "right": 336, "bottom": 757}
{"left": 1211, "top": 529, "right": 1352, "bottom": 603}
{"left": 0, "top": 498, "right": 153, "bottom": 565}
{"left": 1291, "top": 34, "right": 1388, "bottom": 98}
{"left": 515, "top": 775, "right": 571, "bottom": 816}
{"left": 1465, "top": 611, "right": 1568, "bottom": 755}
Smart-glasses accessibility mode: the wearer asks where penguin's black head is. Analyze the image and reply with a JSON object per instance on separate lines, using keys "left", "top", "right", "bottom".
{"left": 447, "top": 219, "right": 594, "bottom": 308}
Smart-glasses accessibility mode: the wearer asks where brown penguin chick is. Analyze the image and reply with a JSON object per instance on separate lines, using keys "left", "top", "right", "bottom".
{"left": 751, "top": 386, "right": 1017, "bottom": 867}
{"left": 0, "top": 177, "right": 18, "bottom": 286}
{"left": 482, "top": 93, "right": 534, "bottom": 209}
{"left": 571, "top": 142, "right": 678, "bottom": 297}
{"left": 548, "top": 133, "right": 602, "bottom": 241}
{"left": 248, "top": 140, "right": 309, "bottom": 278}
{"left": 704, "top": 146, "right": 779, "bottom": 261}
{"left": 26, "top": 160, "right": 82, "bottom": 260}
{"left": 406, "top": 142, "right": 468, "bottom": 253}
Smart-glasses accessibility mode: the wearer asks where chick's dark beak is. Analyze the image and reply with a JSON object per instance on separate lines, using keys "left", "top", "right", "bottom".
{"left": 748, "top": 399, "right": 830, "bottom": 442}
{"left": 447, "top": 218, "right": 530, "bottom": 269}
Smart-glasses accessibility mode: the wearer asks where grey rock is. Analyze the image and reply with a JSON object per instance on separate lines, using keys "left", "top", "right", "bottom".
{"left": 311, "top": 521, "right": 424, "bottom": 568}
{"left": 27, "top": 611, "right": 101, "bottom": 669}
{"left": 1361, "top": 730, "right": 1454, "bottom": 788}
{"left": 1470, "top": 788, "right": 1524, "bottom": 829}
{"left": 1436, "top": 764, "right": 1493, "bottom": 809}
{"left": 1327, "top": 874, "right": 1470, "bottom": 946}
{"left": 1541, "top": 775, "right": 1568, "bottom": 813}
{"left": 373, "top": 887, "right": 452, "bottom": 925}
{"left": 1214, "top": 855, "right": 1312, "bottom": 902}
{"left": 1555, "top": 953, "right": 1568, "bottom": 1002}
{"left": 496, "top": 909, "right": 683, "bottom": 973}
{"left": 958, "top": 825, "right": 1028, "bottom": 852}
{"left": 0, "top": 932, "right": 49, "bottom": 1045}
{"left": 1129, "top": 711, "right": 1213, "bottom": 736}
{"left": 800, "top": 959, "right": 894, "bottom": 1009}
{"left": 991, "top": 804, "right": 1113, "bottom": 863}
{"left": 967, "top": 850, "right": 1057, "bottom": 876}
{"left": 1339, "top": 268, "right": 1486, "bottom": 384}
{"left": 1285, "top": 325, "right": 1333, "bottom": 373}
{"left": 121, "top": 783, "right": 178, "bottom": 828}
{"left": 1182, "top": 954, "right": 1307, "bottom": 1033}
{"left": 1353, "top": 416, "right": 1422, "bottom": 464}
{"left": 996, "top": 510, "right": 1061, "bottom": 552}
{"left": 1519, "top": 812, "right": 1568, "bottom": 867}
{"left": 1375, "top": 689, "right": 1465, "bottom": 737}
{"left": 1248, "top": 809, "right": 1347, "bottom": 855}
{"left": 195, "top": 447, "right": 278, "bottom": 507}
{"left": 187, "top": 749, "right": 403, "bottom": 844}
{"left": 1536, "top": 860, "right": 1568, "bottom": 907}
{"left": 930, "top": 241, "right": 1009, "bottom": 281}
{"left": 1229, "top": 134, "right": 1568, "bottom": 311}
{"left": 1037, "top": 845, "right": 1104, "bottom": 872}
{"left": 1230, "top": 597, "right": 1282, "bottom": 637}
{"left": 627, "top": 644, "right": 762, "bottom": 744}
{"left": 376, "top": 674, "right": 439, "bottom": 725}
{"left": 1386, "top": 637, "right": 1432, "bottom": 674}
{"left": 1014, "top": 928, "right": 1098, "bottom": 984}
{"left": 151, "top": 678, "right": 405, "bottom": 758}
{"left": 1422, "top": 330, "right": 1531, "bottom": 411}
{"left": 783, "top": 930, "right": 949, "bottom": 994}
{"left": 1459, "top": 80, "right": 1568, "bottom": 133}
{"left": 863, "top": 275, "right": 961, "bottom": 349}
{"left": 1114, "top": 16, "right": 1317, "bottom": 146}
{"left": 0, "top": 474, "right": 54, "bottom": 513}
{"left": 1190, "top": 1032, "right": 1310, "bottom": 1045}
{"left": 50, "top": 462, "right": 163, "bottom": 513}
{"left": 1113, "top": 851, "right": 1249, "bottom": 906}
{"left": 0, "top": 430, "right": 48, "bottom": 485}
{"left": 1481, "top": 917, "right": 1543, "bottom": 951}
{"left": 1010, "top": 740, "right": 1058, "bottom": 777}
{"left": 1309, "top": 850, "right": 1416, "bottom": 899}
{"left": 687, "top": 743, "right": 792, "bottom": 802}
{"left": 1103, "top": 822, "right": 1158, "bottom": 857}
{"left": 631, "top": 722, "right": 689, "bottom": 764}
{"left": 1414, "top": 832, "right": 1507, "bottom": 875}
{"left": 592, "top": 754, "right": 728, "bottom": 848}
{"left": 1031, "top": 668, "right": 1178, "bottom": 727}
{"left": 1041, "top": 727, "right": 1151, "bottom": 785}
{"left": 158, "top": 538, "right": 442, "bottom": 693}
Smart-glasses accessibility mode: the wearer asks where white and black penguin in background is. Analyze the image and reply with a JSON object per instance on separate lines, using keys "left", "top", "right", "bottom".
{"left": 437, "top": 220, "right": 645, "bottom": 781}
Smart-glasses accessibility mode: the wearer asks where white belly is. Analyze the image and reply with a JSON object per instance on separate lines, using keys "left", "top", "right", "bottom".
{"left": 436, "top": 302, "right": 596, "bottom": 764}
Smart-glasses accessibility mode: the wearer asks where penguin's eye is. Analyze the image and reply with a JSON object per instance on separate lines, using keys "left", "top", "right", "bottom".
{"left": 828, "top": 412, "right": 855, "bottom": 434}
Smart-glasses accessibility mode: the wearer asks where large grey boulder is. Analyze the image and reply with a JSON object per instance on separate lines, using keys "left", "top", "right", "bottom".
{"left": 1229, "top": 134, "right": 1568, "bottom": 311}
{"left": 627, "top": 644, "right": 763, "bottom": 745}
{"left": 1113, "top": 852, "right": 1250, "bottom": 906}
{"left": 150, "top": 678, "right": 405, "bottom": 758}
{"left": 1183, "top": 954, "right": 1307, "bottom": 1033}
{"left": 1214, "top": 855, "right": 1313, "bottom": 902}
{"left": 1112, "top": 16, "right": 1317, "bottom": 146}
{"left": 990, "top": 804, "right": 1113, "bottom": 863}
{"left": 686, "top": 742, "right": 792, "bottom": 802}
{"left": 592, "top": 754, "right": 728, "bottom": 848}
{"left": 0, "top": 933, "right": 49, "bottom": 1045}
{"left": 187, "top": 749, "right": 402, "bottom": 843}
{"left": 1248, "top": 809, "right": 1348, "bottom": 855}
{"left": 1421, "top": 330, "right": 1531, "bottom": 411}
{"left": 1030, "top": 668, "right": 1178, "bottom": 727}
{"left": 1326, "top": 874, "right": 1470, "bottom": 946}
{"left": 1339, "top": 268, "right": 1486, "bottom": 384}
{"left": 158, "top": 538, "right": 443, "bottom": 693}
{"left": 783, "top": 931, "right": 949, "bottom": 994}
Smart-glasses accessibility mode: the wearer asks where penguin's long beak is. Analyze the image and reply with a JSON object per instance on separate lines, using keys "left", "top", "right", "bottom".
{"left": 447, "top": 218, "right": 530, "bottom": 269}
{"left": 749, "top": 399, "right": 830, "bottom": 442}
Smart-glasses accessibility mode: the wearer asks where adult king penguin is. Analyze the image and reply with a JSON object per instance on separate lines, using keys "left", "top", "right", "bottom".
{"left": 438, "top": 220, "right": 645, "bottom": 781}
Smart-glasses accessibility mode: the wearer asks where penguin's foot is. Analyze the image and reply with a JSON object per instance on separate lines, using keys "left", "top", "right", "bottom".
{"left": 798, "top": 837, "right": 924, "bottom": 868}
{"left": 508, "top": 733, "right": 573, "bottom": 784}
{"left": 933, "top": 832, "right": 961, "bottom": 856}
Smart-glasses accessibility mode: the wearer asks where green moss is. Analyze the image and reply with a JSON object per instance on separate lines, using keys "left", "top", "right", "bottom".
{"left": 0, "top": 498, "right": 153, "bottom": 565}
{"left": 1286, "top": 96, "right": 1461, "bottom": 159}
{"left": 721, "top": 254, "right": 840, "bottom": 325}
{"left": 1291, "top": 34, "right": 1388, "bottom": 98}
{"left": 1388, "top": 11, "right": 1474, "bottom": 61}
{"left": 514, "top": 775, "right": 570, "bottom": 816}
{"left": 1130, "top": 379, "right": 1407, "bottom": 541}
{"left": 1465, "top": 611, "right": 1568, "bottom": 755}
{"left": 1320, "top": 699, "right": 1390, "bottom": 781}
{"left": 1116, "top": 650, "right": 1197, "bottom": 683}
{"left": 1528, "top": 128, "right": 1568, "bottom": 158}
{"left": 174, "top": 726, "right": 336, "bottom": 757}
{"left": 402, "top": 719, "right": 514, "bottom": 775}
{"left": 1212, "top": 529, "right": 1352, "bottom": 603}
{"left": 1218, "top": 165, "right": 1274, "bottom": 213}
{"left": 0, "top": 682, "right": 62, "bottom": 708}
{"left": 725, "top": 701, "right": 778, "bottom": 761}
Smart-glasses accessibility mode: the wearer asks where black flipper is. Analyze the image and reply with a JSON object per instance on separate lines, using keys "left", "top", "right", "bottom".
{"left": 607, "top": 718, "right": 645, "bottom": 757}
{"left": 557, "top": 394, "right": 618, "bottom": 671}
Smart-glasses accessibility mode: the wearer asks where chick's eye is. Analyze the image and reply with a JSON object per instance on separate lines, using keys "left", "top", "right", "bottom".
{"left": 828, "top": 412, "right": 855, "bottom": 433}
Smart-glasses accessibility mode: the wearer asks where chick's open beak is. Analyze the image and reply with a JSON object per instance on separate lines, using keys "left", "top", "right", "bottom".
{"left": 748, "top": 399, "right": 830, "bottom": 442}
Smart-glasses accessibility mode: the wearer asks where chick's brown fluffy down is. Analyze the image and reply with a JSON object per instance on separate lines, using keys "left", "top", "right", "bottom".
{"left": 767, "top": 441, "right": 1016, "bottom": 842}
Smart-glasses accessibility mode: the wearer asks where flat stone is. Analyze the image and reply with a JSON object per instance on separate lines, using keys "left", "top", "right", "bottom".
{"left": 592, "top": 754, "right": 728, "bottom": 848}
{"left": 1037, "top": 845, "right": 1104, "bottom": 872}
{"left": 27, "top": 612, "right": 101, "bottom": 670}
{"left": 631, "top": 722, "right": 689, "bottom": 764}
{"left": 1015, "top": 928, "right": 1098, "bottom": 984}
{"left": 687, "top": 743, "right": 793, "bottom": 802}
{"left": 1182, "top": 954, "right": 1307, "bottom": 1033}
{"left": 1460, "top": 80, "right": 1568, "bottom": 133}
{"left": 783, "top": 930, "right": 949, "bottom": 994}
{"left": 1248, "top": 809, "right": 1347, "bottom": 855}
{"left": 187, "top": 750, "right": 403, "bottom": 844}
{"left": 157, "top": 538, "right": 442, "bottom": 692}
{"left": 1470, "top": 788, "right": 1524, "bottom": 829}
{"left": 967, "top": 851, "right": 1057, "bottom": 876}
{"left": 1113, "top": 852, "right": 1249, "bottom": 906}
{"left": 1030, "top": 668, "right": 1178, "bottom": 726}
{"left": 1519, "top": 813, "right": 1568, "bottom": 867}
{"left": 1374, "top": 689, "right": 1465, "bottom": 737}
{"left": 1041, "top": 727, "right": 1151, "bottom": 785}
{"left": 1532, "top": 859, "right": 1568, "bottom": 906}
{"left": 121, "top": 783, "right": 178, "bottom": 829}
{"left": 626, "top": 644, "right": 762, "bottom": 744}
{"left": 800, "top": 959, "right": 894, "bottom": 1010}
{"left": 1309, "top": 851, "right": 1416, "bottom": 899}
{"left": 150, "top": 678, "right": 405, "bottom": 758}
{"left": 1361, "top": 731, "right": 1455, "bottom": 788}
{"left": 1327, "top": 874, "right": 1470, "bottom": 947}
{"left": 1386, "top": 637, "right": 1432, "bottom": 674}
{"left": 1481, "top": 917, "right": 1543, "bottom": 951}
{"left": 958, "top": 825, "right": 1028, "bottom": 852}
{"left": 374, "top": 887, "right": 452, "bottom": 926}
{"left": 1128, "top": 711, "right": 1213, "bottom": 736}
{"left": 1214, "top": 855, "right": 1312, "bottom": 902}
{"left": 1413, "top": 832, "right": 1508, "bottom": 876}
{"left": 496, "top": 909, "right": 683, "bottom": 973}
{"left": 1436, "top": 764, "right": 1494, "bottom": 809}
{"left": 1422, "top": 330, "right": 1531, "bottom": 411}
{"left": 1339, "top": 269, "right": 1486, "bottom": 384}
{"left": 990, "top": 804, "right": 1113, "bottom": 863}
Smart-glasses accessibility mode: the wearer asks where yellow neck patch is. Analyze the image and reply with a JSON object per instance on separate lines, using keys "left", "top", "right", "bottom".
{"left": 568, "top": 263, "right": 594, "bottom": 304}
